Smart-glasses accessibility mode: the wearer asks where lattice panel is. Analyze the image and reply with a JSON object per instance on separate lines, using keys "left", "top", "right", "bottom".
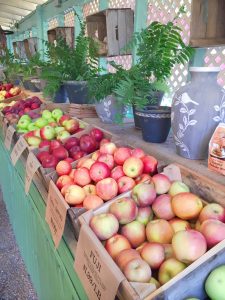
{"left": 107, "top": 55, "right": 132, "bottom": 72}
{"left": 108, "top": 0, "right": 135, "bottom": 10}
{"left": 83, "top": 0, "right": 100, "bottom": 18}
{"left": 64, "top": 10, "right": 75, "bottom": 27}
{"left": 48, "top": 18, "right": 59, "bottom": 30}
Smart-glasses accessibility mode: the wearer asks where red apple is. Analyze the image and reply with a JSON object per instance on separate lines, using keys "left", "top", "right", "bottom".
{"left": 135, "top": 174, "right": 152, "bottom": 184}
{"left": 141, "top": 243, "right": 165, "bottom": 269}
{"left": 65, "top": 157, "right": 74, "bottom": 164}
{"left": 99, "top": 142, "right": 117, "bottom": 155}
{"left": 56, "top": 160, "right": 72, "bottom": 176}
{"left": 114, "top": 147, "right": 131, "bottom": 165}
{"left": 131, "top": 148, "right": 145, "bottom": 159}
{"left": 132, "top": 183, "right": 156, "bottom": 207}
{"left": 59, "top": 115, "right": 70, "bottom": 126}
{"left": 158, "top": 258, "right": 186, "bottom": 285}
{"left": 64, "top": 119, "right": 79, "bottom": 134}
{"left": 83, "top": 184, "right": 96, "bottom": 196}
{"left": 146, "top": 220, "right": 174, "bottom": 244}
{"left": 96, "top": 178, "right": 118, "bottom": 201}
{"left": 52, "top": 146, "right": 69, "bottom": 160}
{"left": 152, "top": 194, "right": 175, "bottom": 220}
{"left": 41, "top": 154, "right": 58, "bottom": 168}
{"left": 90, "top": 213, "right": 119, "bottom": 240}
{"left": 109, "top": 197, "right": 138, "bottom": 224}
{"left": 79, "top": 134, "right": 96, "bottom": 154}
{"left": 83, "top": 195, "right": 103, "bottom": 210}
{"left": 117, "top": 176, "right": 136, "bottom": 193}
{"left": 142, "top": 155, "right": 158, "bottom": 175}
{"left": 152, "top": 173, "right": 171, "bottom": 194}
{"left": 115, "top": 249, "right": 141, "bottom": 271}
{"left": 36, "top": 151, "right": 50, "bottom": 163}
{"left": 111, "top": 166, "right": 125, "bottom": 181}
{"left": 124, "top": 259, "right": 152, "bottom": 283}
{"left": 121, "top": 220, "right": 146, "bottom": 248}
{"left": 200, "top": 219, "right": 225, "bottom": 248}
{"left": 136, "top": 207, "right": 154, "bottom": 225}
{"left": 123, "top": 157, "right": 144, "bottom": 178}
{"left": 97, "top": 153, "right": 114, "bottom": 169}
{"left": 199, "top": 203, "right": 225, "bottom": 224}
{"left": 172, "top": 230, "right": 207, "bottom": 263}
{"left": 89, "top": 162, "right": 111, "bottom": 182}
{"left": 39, "top": 140, "right": 51, "bottom": 149}
{"left": 105, "top": 234, "right": 131, "bottom": 260}
{"left": 49, "top": 140, "right": 62, "bottom": 153}
{"left": 64, "top": 137, "right": 79, "bottom": 150}
{"left": 99, "top": 138, "right": 110, "bottom": 147}
{"left": 56, "top": 175, "right": 74, "bottom": 190}
{"left": 68, "top": 145, "right": 81, "bottom": 158}
{"left": 74, "top": 167, "right": 91, "bottom": 186}
{"left": 90, "top": 128, "right": 104, "bottom": 142}
{"left": 72, "top": 151, "right": 86, "bottom": 161}
{"left": 65, "top": 185, "right": 86, "bottom": 205}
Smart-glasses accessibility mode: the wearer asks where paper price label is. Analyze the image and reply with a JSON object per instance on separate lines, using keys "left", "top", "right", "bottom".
{"left": 45, "top": 181, "right": 69, "bottom": 248}
{"left": 163, "top": 164, "right": 182, "bottom": 182}
{"left": 10, "top": 136, "right": 27, "bottom": 166}
{"left": 75, "top": 225, "right": 124, "bottom": 300}
{"left": 4, "top": 126, "right": 16, "bottom": 150}
{"left": 25, "top": 152, "right": 41, "bottom": 194}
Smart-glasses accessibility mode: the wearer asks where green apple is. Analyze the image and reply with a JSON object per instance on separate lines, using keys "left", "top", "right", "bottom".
{"left": 28, "top": 123, "right": 39, "bottom": 131}
{"left": 57, "top": 130, "right": 70, "bottom": 141}
{"left": 17, "top": 129, "right": 28, "bottom": 134}
{"left": 27, "top": 136, "right": 42, "bottom": 147}
{"left": 52, "top": 108, "right": 63, "bottom": 121}
{"left": 35, "top": 117, "right": 48, "bottom": 128}
{"left": 17, "top": 118, "right": 30, "bottom": 130}
{"left": 42, "top": 109, "right": 52, "bottom": 120}
{"left": 55, "top": 126, "right": 65, "bottom": 134}
{"left": 33, "top": 129, "right": 41, "bottom": 138}
{"left": 205, "top": 265, "right": 225, "bottom": 300}
{"left": 40, "top": 126, "right": 55, "bottom": 140}
{"left": 20, "top": 115, "right": 31, "bottom": 122}
{"left": 47, "top": 117, "right": 56, "bottom": 124}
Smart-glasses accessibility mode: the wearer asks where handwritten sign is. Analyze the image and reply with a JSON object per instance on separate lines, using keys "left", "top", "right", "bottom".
{"left": 45, "top": 181, "right": 69, "bottom": 248}
{"left": 163, "top": 164, "right": 182, "bottom": 182}
{"left": 75, "top": 225, "right": 124, "bottom": 300}
{"left": 10, "top": 136, "right": 27, "bottom": 166}
{"left": 25, "top": 152, "right": 41, "bottom": 194}
{"left": 4, "top": 126, "right": 16, "bottom": 150}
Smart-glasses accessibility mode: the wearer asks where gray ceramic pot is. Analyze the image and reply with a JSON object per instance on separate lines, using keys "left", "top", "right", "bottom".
{"left": 172, "top": 67, "right": 225, "bottom": 160}
{"left": 95, "top": 95, "right": 125, "bottom": 124}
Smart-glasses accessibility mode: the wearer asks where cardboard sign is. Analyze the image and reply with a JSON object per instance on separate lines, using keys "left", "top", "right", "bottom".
{"left": 25, "top": 152, "right": 41, "bottom": 194}
{"left": 75, "top": 225, "right": 124, "bottom": 300}
{"left": 10, "top": 136, "right": 27, "bottom": 166}
{"left": 4, "top": 125, "right": 16, "bottom": 150}
{"left": 45, "top": 181, "right": 69, "bottom": 248}
{"left": 163, "top": 164, "right": 182, "bottom": 182}
{"left": 2, "top": 119, "right": 8, "bottom": 138}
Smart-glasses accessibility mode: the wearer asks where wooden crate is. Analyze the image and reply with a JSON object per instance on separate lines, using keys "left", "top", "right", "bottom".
{"left": 1, "top": 91, "right": 29, "bottom": 104}
{"left": 190, "top": 0, "right": 225, "bottom": 47}
{"left": 86, "top": 9, "right": 134, "bottom": 56}
{"left": 78, "top": 164, "right": 225, "bottom": 300}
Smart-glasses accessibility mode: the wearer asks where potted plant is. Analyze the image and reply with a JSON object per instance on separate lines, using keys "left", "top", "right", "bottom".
{"left": 114, "top": 6, "right": 194, "bottom": 143}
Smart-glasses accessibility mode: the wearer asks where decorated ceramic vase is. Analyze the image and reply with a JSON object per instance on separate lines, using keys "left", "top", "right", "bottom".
{"left": 172, "top": 67, "right": 225, "bottom": 159}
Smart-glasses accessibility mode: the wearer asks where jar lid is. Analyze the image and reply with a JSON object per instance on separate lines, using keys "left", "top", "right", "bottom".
{"left": 189, "top": 67, "right": 220, "bottom": 72}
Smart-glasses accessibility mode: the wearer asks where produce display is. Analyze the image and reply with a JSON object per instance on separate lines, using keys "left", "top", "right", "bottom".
{"left": 0, "top": 83, "right": 21, "bottom": 101}
{"left": 89, "top": 177, "right": 225, "bottom": 290}
{"left": 55, "top": 142, "right": 158, "bottom": 210}
{"left": 36, "top": 128, "right": 108, "bottom": 169}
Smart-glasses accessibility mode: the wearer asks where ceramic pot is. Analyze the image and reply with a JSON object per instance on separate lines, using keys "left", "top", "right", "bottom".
{"left": 172, "top": 67, "right": 225, "bottom": 159}
{"left": 64, "top": 81, "right": 89, "bottom": 104}
{"left": 54, "top": 85, "right": 68, "bottom": 103}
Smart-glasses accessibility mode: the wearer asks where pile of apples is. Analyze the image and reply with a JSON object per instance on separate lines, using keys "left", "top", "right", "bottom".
{"left": 55, "top": 141, "right": 158, "bottom": 210}
{"left": 0, "top": 83, "right": 21, "bottom": 101}
{"left": 89, "top": 176, "right": 225, "bottom": 289}
{"left": 2, "top": 97, "right": 42, "bottom": 125}
{"left": 36, "top": 128, "right": 106, "bottom": 169}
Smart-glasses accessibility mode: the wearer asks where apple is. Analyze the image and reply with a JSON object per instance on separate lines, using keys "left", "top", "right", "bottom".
{"left": 97, "top": 154, "right": 114, "bottom": 170}
{"left": 41, "top": 154, "right": 58, "bottom": 168}
{"left": 96, "top": 178, "right": 118, "bottom": 201}
{"left": 48, "top": 119, "right": 57, "bottom": 126}
{"left": 80, "top": 158, "right": 95, "bottom": 170}
{"left": 65, "top": 157, "right": 74, "bottom": 163}
{"left": 163, "top": 244, "right": 174, "bottom": 259}
{"left": 169, "top": 218, "right": 191, "bottom": 233}
{"left": 27, "top": 136, "right": 42, "bottom": 147}
{"left": 123, "top": 157, "right": 144, "bottom": 178}
{"left": 79, "top": 134, "right": 96, "bottom": 154}
{"left": 61, "top": 184, "right": 73, "bottom": 197}
{"left": 65, "top": 185, "right": 86, "bottom": 205}
{"left": 136, "top": 207, "right": 153, "bottom": 225}
{"left": 42, "top": 109, "right": 52, "bottom": 120}
{"left": 169, "top": 181, "right": 190, "bottom": 196}
{"left": 200, "top": 219, "right": 225, "bottom": 248}
{"left": 158, "top": 258, "right": 186, "bottom": 284}
{"left": 59, "top": 115, "right": 70, "bottom": 126}
{"left": 99, "top": 142, "right": 117, "bottom": 155}
{"left": 123, "top": 259, "right": 152, "bottom": 283}
{"left": 142, "top": 155, "right": 158, "bottom": 175}
{"left": 172, "top": 230, "right": 207, "bottom": 263}
{"left": 36, "top": 151, "right": 50, "bottom": 163}
{"left": 33, "top": 129, "right": 41, "bottom": 138}
{"left": 64, "top": 119, "right": 79, "bottom": 134}
{"left": 135, "top": 174, "right": 152, "bottom": 184}
{"left": 56, "top": 160, "right": 72, "bottom": 176}
{"left": 114, "top": 147, "right": 131, "bottom": 165}
{"left": 39, "top": 140, "right": 51, "bottom": 149}
{"left": 55, "top": 127, "right": 65, "bottom": 134}
{"left": 115, "top": 249, "right": 141, "bottom": 271}
{"left": 17, "top": 118, "right": 30, "bottom": 129}
{"left": 51, "top": 108, "right": 63, "bottom": 120}
{"left": 57, "top": 130, "right": 71, "bottom": 142}
{"left": 146, "top": 220, "right": 174, "bottom": 244}
{"left": 172, "top": 192, "right": 203, "bottom": 220}
{"left": 117, "top": 176, "right": 136, "bottom": 193}
{"left": 92, "top": 150, "right": 100, "bottom": 161}
{"left": 56, "top": 175, "right": 74, "bottom": 190}
{"left": 99, "top": 138, "right": 110, "bottom": 146}
{"left": 83, "top": 184, "right": 96, "bottom": 196}
{"left": 77, "top": 157, "right": 89, "bottom": 168}
{"left": 105, "top": 234, "right": 131, "bottom": 260}
{"left": 83, "top": 195, "right": 103, "bottom": 210}
{"left": 136, "top": 242, "right": 148, "bottom": 253}
{"left": 132, "top": 183, "right": 156, "bottom": 207}
{"left": 111, "top": 166, "right": 125, "bottom": 181}
{"left": 35, "top": 117, "right": 48, "bottom": 128}
{"left": 27, "top": 123, "right": 39, "bottom": 131}
{"left": 74, "top": 167, "right": 91, "bottom": 186}
{"left": 90, "top": 213, "right": 119, "bottom": 240}
{"left": 72, "top": 151, "right": 86, "bottom": 161}
{"left": 121, "top": 220, "right": 146, "bottom": 248}
{"left": 199, "top": 203, "right": 225, "bottom": 223}
{"left": 109, "top": 197, "right": 138, "bottom": 224}
{"left": 52, "top": 146, "right": 69, "bottom": 160}
{"left": 49, "top": 140, "right": 62, "bottom": 153}
{"left": 131, "top": 148, "right": 145, "bottom": 159}
{"left": 89, "top": 162, "right": 111, "bottom": 182}
{"left": 149, "top": 277, "right": 161, "bottom": 288}
{"left": 64, "top": 137, "right": 79, "bottom": 150}
{"left": 152, "top": 173, "right": 171, "bottom": 194}
{"left": 90, "top": 128, "right": 104, "bottom": 142}
{"left": 20, "top": 115, "right": 31, "bottom": 121}
{"left": 152, "top": 194, "right": 175, "bottom": 220}
{"left": 40, "top": 126, "right": 55, "bottom": 140}
{"left": 141, "top": 242, "right": 165, "bottom": 269}
{"left": 68, "top": 145, "right": 80, "bottom": 158}
{"left": 205, "top": 265, "right": 225, "bottom": 300}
